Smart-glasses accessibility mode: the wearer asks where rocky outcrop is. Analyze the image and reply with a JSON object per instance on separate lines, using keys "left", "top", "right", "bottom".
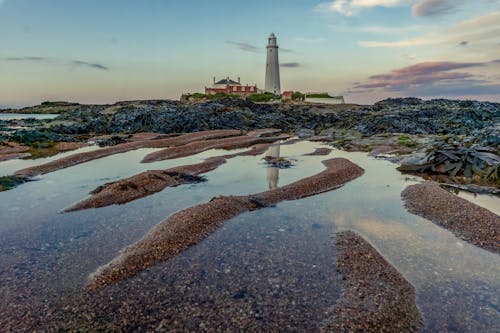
{"left": 3, "top": 98, "right": 499, "bottom": 149}
{"left": 398, "top": 142, "right": 499, "bottom": 188}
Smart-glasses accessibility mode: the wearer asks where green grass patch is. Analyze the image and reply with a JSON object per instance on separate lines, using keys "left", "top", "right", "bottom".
{"left": 24, "top": 140, "right": 60, "bottom": 159}
{"left": 183, "top": 93, "right": 241, "bottom": 101}
{"left": 246, "top": 92, "right": 281, "bottom": 102}
{"left": 306, "top": 93, "right": 333, "bottom": 99}
{"left": 291, "top": 91, "right": 305, "bottom": 101}
{"left": 398, "top": 134, "right": 417, "bottom": 147}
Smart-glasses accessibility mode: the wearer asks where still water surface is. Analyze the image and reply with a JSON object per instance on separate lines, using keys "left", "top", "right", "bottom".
{"left": 0, "top": 141, "right": 498, "bottom": 331}
{"left": 0, "top": 113, "right": 59, "bottom": 120}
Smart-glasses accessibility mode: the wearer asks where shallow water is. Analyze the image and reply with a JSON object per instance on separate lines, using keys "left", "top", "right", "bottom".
{"left": 0, "top": 140, "right": 498, "bottom": 331}
{"left": 0, "top": 145, "right": 101, "bottom": 176}
{"left": 0, "top": 113, "right": 59, "bottom": 120}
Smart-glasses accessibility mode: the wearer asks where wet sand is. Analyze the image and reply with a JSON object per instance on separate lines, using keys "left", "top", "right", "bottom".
{"left": 141, "top": 134, "right": 288, "bottom": 163}
{"left": 64, "top": 144, "right": 272, "bottom": 212}
{"left": 88, "top": 158, "right": 364, "bottom": 289}
{"left": 323, "top": 231, "right": 423, "bottom": 332}
{"left": 14, "top": 129, "right": 243, "bottom": 177}
{"left": 402, "top": 183, "right": 500, "bottom": 253}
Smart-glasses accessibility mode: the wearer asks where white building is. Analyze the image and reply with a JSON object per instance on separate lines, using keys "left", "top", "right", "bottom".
{"left": 265, "top": 33, "right": 281, "bottom": 95}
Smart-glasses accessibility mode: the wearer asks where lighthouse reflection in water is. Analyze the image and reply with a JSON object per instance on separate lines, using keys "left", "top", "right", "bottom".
{"left": 266, "top": 144, "right": 280, "bottom": 190}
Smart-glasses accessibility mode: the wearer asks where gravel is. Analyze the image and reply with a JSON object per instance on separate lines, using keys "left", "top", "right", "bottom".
{"left": 402, "top": 183, "right": 500, "bottom": 253}
{"left": 322, "top": 231, "right": 423, "bottom": 332}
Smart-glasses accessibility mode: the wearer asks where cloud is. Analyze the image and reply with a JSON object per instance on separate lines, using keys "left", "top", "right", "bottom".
{"left": 316, "top": 0, "right": 495, "bottom": 17}
{"left": 1, "top": 56, "right": 109, "bottom": 71}
{"left": 280, "top": 62, "right": 301, "bottom": 68}
{"left": 5, "top": 56, "right": 47, "bottom": 62}
{"left": 411, "top": 0, "right": 463, "bottom": 17}
{"left": 294, "top": 37, "right": 326, "bottom": 43}
{"left": 355, "top": 61, "right": 483, "bottom": 89}
{"left": 71, "top": 60, "right": 109, "bottom": 70}
{"left": 315, "top": 0, "right": 410, "bottom": 16}
{"left": 225, "top": 41, "right": 260, "bottom": 53}
{"left": 225, "top": 40, "right": 293, "bottom": 53}
{"left": 359, "top": 37, "right": 429, "bottom": 47}
{"left": 357, "top": 25, "right": 423, "bottom": 34}
{"left": 358, "top": 11, "right": 500, "bottom": 48}
{"left": 352, "top": 60, "right": 500, "bottom": 96}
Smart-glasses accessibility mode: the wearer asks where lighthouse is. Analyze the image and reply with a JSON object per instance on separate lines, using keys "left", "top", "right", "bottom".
{"left": 265, "top": 33, "right": 281, "bottom": 95}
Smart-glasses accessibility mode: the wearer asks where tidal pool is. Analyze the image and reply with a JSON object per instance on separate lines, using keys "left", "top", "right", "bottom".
{"left": 0, "top": 140, "right": 498, "bottom": 331}
{"left": 0, "top": 113, "right": 59, "bottom": 120}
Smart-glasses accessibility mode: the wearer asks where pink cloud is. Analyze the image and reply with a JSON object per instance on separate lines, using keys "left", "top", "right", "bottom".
{"left": 352, "top": 60, "right": 500, "bottom": 97}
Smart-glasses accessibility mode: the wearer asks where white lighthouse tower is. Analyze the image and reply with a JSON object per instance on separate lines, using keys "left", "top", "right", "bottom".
{"left": 265, "top": 33, "right": 281, "bottom": 95}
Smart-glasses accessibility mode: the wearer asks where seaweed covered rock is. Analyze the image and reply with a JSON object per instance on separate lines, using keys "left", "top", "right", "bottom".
{"left": 9, "top": 129, "right": 77, "bottom": 145}
{"left": 0, "top": 175, "right": 29, "bottom": 191}
{"left": 3, "top": 97, "right": 499, "bottom": 150}
{"left": 398, "top": 142, "right": 499, "bottom": 186}
{"left": 337, "top": 98, "right": 500, "bottom": 136}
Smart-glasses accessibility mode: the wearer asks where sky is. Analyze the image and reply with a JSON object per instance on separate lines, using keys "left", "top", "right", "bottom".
{"left": 0, "top": 0, "right": 499, "bottom": 107}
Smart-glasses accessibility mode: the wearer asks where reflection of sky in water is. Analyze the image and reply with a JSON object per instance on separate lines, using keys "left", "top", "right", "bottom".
{"left": 0, "top": 145, "right": 101, "bottom": 176}
{"left": 0, "top": 140, "right": 498, "bottom": 331}
{"left": 0, "top": 113, "right": 59, "bottom": 120}
{"left": 455, "top": 191, "right": 500, "bottom": 216}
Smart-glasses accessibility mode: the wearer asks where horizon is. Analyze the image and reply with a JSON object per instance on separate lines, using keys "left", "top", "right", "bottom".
{"left": 1, "top": 0, "right": 499, "bottom": 107}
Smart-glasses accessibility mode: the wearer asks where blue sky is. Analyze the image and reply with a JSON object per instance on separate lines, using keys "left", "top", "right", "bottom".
{"left": 0, "top": 0, "right": 499, "bottom": 107}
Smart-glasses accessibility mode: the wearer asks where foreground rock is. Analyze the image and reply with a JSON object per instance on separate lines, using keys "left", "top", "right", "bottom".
{"left": 322, "top": 231, "right": 422, "bottom": 332}
{"left": 0, "top": 175, "right": 29, "bottom": 191}
{"left": 398, "top": 142, "right": 500, "bottom": 189}
{"left": 88, "top": 158, "right": 364, "bottom": 289}
{"left": 402, "top": 183, "right": 500, "bottom": 253}
{"left": 14, "top": 130, "right": 243, "bottom": 178}
{"left": 64, "top": 144, "right": 272, "bottom": 212}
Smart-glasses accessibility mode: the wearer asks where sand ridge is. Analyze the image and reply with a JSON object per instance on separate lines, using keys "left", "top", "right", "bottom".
{"left": 64, "top": 143, "right": 273, "bottom": 212}
{"left": 141, "top": 134, "right": 289, "bottom": 163}
{"left": 88, "top": 157, "right": 364, "bottom": 289}
{"left": 402, "top": 183, "right": 500, "bottom": 253}
{"left": 322, "top": 231, "right": 423, "bottom": 332}
{"left": 15, "top": 129, "right": 243, "bottom": 177}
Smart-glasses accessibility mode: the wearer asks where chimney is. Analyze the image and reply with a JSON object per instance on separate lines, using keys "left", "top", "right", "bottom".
{"left": 213, "top": 76, "right": 215, "bottom": 84}
{"left": 238, "top": 77, "right": 240, "bottom": 83}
